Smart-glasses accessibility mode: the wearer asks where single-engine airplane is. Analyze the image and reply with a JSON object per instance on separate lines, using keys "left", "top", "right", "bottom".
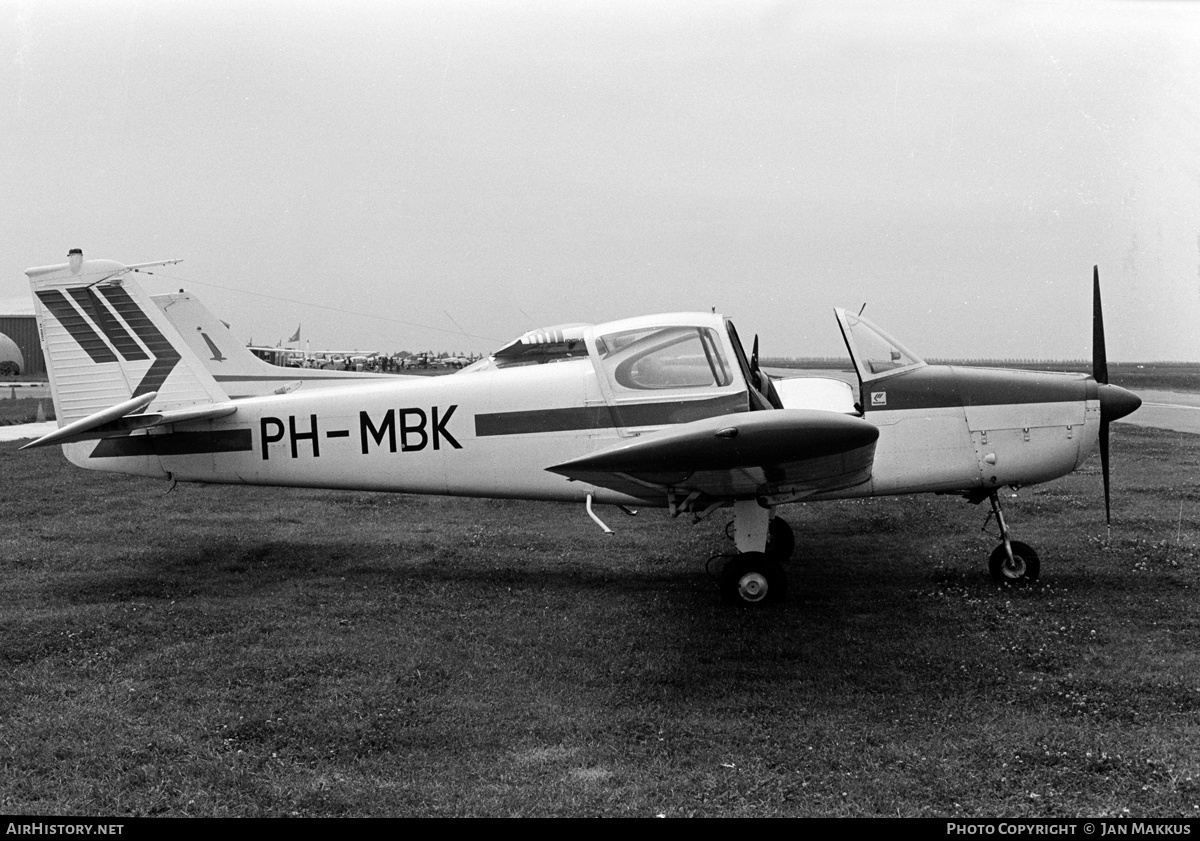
{"left": 23, "top": 250, "right": 1141, "bottom": 606}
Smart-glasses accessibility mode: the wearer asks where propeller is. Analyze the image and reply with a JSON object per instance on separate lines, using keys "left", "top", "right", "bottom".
{"left": 1092, "top": 265, "right": 1142, "bottom": 524}
{"left": 1093, "top": 266, "right": 1108, "bottom": 387}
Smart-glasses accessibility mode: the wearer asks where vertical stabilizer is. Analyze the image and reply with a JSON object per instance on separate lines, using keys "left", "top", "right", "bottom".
{"left": 27, "top": 251, "right": 229, "bottom": 426}
{"left": 152, "top": 289, "right": 399, "bottom": 398}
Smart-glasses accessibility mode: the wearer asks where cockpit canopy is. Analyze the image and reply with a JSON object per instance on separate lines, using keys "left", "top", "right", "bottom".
{"left": 467, "top": 312, "right": 753, "bottom": 410}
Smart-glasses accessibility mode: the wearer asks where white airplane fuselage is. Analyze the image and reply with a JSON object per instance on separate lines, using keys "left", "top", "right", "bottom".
{"left": 62, "top": 356, "right": 1104, "bottom": 508}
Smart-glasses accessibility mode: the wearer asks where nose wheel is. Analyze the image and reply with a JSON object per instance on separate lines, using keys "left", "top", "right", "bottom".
{"left": 986, "top": 491, "right": 1040, "bottom": 583}
{"left": 989, "top": 540, "right": 1040, "bottom": 582}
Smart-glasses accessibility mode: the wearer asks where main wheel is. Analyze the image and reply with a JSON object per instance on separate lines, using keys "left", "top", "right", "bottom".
{"left": 720, "top": 552, "right": 788, "bottom": 606}
{"left": 765, "top": 517, "right": 795, "bottom": 562}
{"left": 988, "top": 540, "right": 1040, "bottom": 583}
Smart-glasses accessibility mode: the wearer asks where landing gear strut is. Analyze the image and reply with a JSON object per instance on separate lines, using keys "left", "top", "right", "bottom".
{"left": 986, "top": 491, "right": 1040, "bottom": 583}
{"left": 719, "top": 501, "right": 793, "bottom": 606}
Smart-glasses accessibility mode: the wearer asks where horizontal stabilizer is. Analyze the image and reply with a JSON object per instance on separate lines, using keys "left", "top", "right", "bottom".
{"left": 20, "top": 393, "right": 237, "bottom": 450}
{"left": 20, "top": 392, "right": 157, "bottom": 449}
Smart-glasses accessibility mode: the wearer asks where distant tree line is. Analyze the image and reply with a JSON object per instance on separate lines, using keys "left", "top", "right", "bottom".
{"left": 761, "top": 356, "right": 1193, "bottom": 370}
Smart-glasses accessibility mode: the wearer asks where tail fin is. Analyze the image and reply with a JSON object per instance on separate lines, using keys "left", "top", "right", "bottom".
{"left": 152, "top": 288, "right": 400, "bottom": 398}
{"left": 27, "top": 251, "right": 229, "bottom": 426}
{"left": 151, "top": 289, "right": 290, "bottom": 396}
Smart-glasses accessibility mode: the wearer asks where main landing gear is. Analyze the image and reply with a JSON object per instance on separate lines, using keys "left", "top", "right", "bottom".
{"left": 719, "top": 500, "right": 795, "bottom": 606}
{"left": 985, "top": 491, "right": 1040, "bottom": 584}
{"left": 716, "top": 491, "right": 1041, "bottom": 602}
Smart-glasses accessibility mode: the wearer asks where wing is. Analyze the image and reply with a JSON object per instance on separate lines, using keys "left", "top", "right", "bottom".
{"left": 546, "top": 409, "right": 878, "bottom": 504}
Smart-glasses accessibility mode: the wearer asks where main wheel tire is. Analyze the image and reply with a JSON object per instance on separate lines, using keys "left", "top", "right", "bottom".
{"left": 765, "top": 517, "right": 795, "bottom": 562}
{"left": 988, "top": 540, "right": 1040, "bottom": 583}
{"left": 720, "top": 552, "right": 788, "bottom": 606}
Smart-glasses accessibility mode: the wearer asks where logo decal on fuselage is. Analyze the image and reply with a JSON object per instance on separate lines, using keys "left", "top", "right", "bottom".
{"left": 871, "top": 391, "right": 887, "bottom": 407}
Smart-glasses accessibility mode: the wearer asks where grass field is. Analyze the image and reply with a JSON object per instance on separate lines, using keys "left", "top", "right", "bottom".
{"left": 2, "top": 422, "right": 1200, "bottom": 817}
{"left": 0, "top": 398, "right": 52, "bottom": 425}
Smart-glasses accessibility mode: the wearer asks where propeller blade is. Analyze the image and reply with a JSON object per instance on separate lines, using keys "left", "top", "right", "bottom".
{"left": 1100, "top": 419, "right": 1112, "bottom": 525}
{"left": 1093, "top": 265, "right": 1109, "bottom": 385}
{"left": 1092, "top": 265, "right": 1142, "bottom": 524}
{"left": 1095, "top": 264, "right": 1112, "bottom": 522}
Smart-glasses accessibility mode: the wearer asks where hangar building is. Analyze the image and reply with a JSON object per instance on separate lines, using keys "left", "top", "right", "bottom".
{"left": 0, "top": 297, "right": 43, "bottom": 377}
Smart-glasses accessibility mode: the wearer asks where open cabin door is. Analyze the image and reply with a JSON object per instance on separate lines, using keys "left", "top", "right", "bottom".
{"left": 834, "top": 308, "right": 927, "bottom": 410}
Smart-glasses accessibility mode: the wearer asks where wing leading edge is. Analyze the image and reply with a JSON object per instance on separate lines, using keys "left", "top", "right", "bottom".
{"left": 546, "top": 409, "right": 878, "bottom": 503}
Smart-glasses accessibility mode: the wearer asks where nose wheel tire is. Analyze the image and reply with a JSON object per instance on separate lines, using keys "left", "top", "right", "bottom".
{"left": 988, "top": 541, "right": 1040, "bottom": 583}
{"left": 721, "top": 552, "right": 788, "bottom": 606}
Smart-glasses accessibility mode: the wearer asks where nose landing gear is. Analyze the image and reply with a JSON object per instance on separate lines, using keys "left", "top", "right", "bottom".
{"left": 986, "top": 491, "right": 1040, "bottom": 583}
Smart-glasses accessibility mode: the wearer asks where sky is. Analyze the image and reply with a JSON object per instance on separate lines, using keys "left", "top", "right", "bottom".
{"left": 2, "top": 0, "right": 1199, "bottom": 361}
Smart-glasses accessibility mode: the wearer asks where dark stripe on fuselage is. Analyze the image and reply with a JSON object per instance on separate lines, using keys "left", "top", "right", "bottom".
{"left": 860, "top": 366, "right": 1093, "bottom": 413}
{"left": 36, "top": 290, "right": 118, "bottom": 364}
{"left": 476, "top": 405, "right": 617, "bottom": 436}
{"left": 475, "top": 393, "right": 747, "bottom": 437}
{"left": 89, "top": 429, "right": 253, "bottom": 458}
